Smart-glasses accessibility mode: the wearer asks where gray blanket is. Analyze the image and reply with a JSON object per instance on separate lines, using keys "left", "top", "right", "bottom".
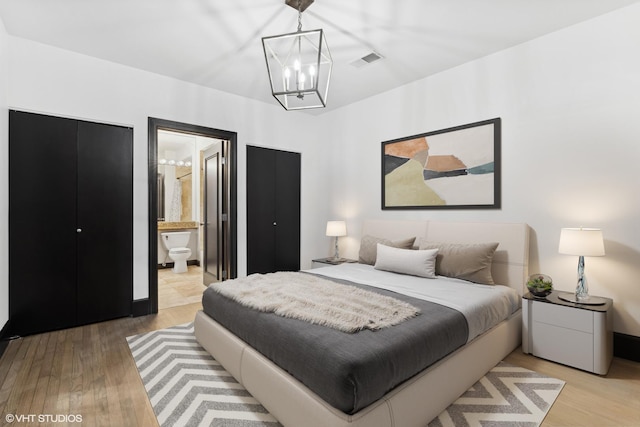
{"left": 202, "top": 274, "right": 468, "bottom": 414}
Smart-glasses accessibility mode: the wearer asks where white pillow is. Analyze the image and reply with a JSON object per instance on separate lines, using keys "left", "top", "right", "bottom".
{"left": 374, "top": 244, "right": 438, "bottom": 278}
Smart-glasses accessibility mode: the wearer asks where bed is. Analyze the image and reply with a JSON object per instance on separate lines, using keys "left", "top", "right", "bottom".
{"left": 194, "top": 219, "right": 530, "bottom": 426}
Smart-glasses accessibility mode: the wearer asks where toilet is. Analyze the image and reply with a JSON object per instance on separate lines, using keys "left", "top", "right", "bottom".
{"left": 161, "top": 232, "right": 192, "bottom": 273}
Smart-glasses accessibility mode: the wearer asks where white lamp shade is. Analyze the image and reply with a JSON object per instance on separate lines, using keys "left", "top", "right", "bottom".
{"left": 326, "top": 221, "right": 346, "bottom": 237}
{"left": 558, "top": 228, "right": 605, "bottom": 256}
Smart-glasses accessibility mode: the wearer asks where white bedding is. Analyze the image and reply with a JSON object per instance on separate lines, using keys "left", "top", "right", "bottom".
{"left": 307, "top": 263, "right": 521, "bottom": 342}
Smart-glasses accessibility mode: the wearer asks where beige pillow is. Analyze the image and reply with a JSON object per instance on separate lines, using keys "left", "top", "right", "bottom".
{"left": 374, "top": 244, "right": 438, "bottom": 278}
{"left": 358, "top": 235, "right": 416, "bottom": 265}
{"left": 418, "top": 241, "right": 499, "bottom": 285}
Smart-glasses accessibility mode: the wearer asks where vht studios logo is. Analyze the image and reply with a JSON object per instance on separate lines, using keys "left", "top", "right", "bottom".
{"left": 5, "top": 414, "right": 83, "bottom": 423}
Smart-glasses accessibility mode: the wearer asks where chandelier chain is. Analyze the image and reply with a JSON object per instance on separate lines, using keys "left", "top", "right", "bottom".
{"left": 297, "top": 0, "right": 302, "bottom": 32}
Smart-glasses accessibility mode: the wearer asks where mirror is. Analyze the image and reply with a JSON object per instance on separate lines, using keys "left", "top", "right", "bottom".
{"left": 157, "top": 129, "right": 221, "bottom": 224}
{"left": 157, "top": 130, "right": 195, "bottom": 222}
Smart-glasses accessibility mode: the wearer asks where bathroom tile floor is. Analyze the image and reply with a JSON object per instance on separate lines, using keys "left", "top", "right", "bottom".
{"left": 158, "top": 265, "right": 207, "bottom": 310}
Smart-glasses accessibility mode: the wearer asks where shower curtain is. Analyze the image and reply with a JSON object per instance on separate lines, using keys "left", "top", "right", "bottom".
{"left": 167, "top": 179, "right": 182, "bottom": 222}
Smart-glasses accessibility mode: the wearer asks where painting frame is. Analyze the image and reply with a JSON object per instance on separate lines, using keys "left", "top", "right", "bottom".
{"left": 381, "top": 118, "right": 501, "bottom": 210}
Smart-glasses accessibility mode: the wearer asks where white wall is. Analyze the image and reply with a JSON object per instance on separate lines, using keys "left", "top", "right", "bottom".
{"left": 0, "top": 17, "right": 9, "bottom": 331}
{"left": 320, "top": 4, "right": 640, "bottom": 337}
{"left": 5, "top": 5, "right": 640, "bottom": 339}
{"left": 6, "top": 37, "right": 333, "bottom": 300}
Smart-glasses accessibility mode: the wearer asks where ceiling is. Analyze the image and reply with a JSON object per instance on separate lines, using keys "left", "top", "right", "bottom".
{"left": 0, "top": 0, "right": 637, "bottom": 113}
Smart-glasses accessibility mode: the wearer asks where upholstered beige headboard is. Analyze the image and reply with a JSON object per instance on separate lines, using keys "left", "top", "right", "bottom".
{"left": 361, "top": 219, "right": 530, "bottom": 294}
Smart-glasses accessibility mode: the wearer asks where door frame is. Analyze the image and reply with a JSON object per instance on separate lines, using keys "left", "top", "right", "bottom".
{"left": 147, "top": 117, "right": 237, "bottom": 314}
{"left": 202, "top": 143, "right": 224, "bottom": 285}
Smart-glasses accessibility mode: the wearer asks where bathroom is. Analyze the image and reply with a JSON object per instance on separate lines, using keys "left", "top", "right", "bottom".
{"left": 157, "top": 129, "right": 221, "bottom": 309}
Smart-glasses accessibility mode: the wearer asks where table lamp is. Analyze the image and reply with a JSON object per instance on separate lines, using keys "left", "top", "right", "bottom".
{"left": 558, "top": 227, "right": 606, "bottom": 304}
{"left": 326, "top": 221, "right": 347, "bottom": 261}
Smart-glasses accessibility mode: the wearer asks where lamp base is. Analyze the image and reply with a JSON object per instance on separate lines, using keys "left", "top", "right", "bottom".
{"left": 558, "top": 294, "right": 607, "bottom": 305}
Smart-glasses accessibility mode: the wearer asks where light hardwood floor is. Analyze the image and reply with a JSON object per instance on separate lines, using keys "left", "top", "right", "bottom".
{"left": 1, "top": 303, "right": 638, "bottom": 427}
{"left": 0, "top": 303, "right": 201, "bottom": 427}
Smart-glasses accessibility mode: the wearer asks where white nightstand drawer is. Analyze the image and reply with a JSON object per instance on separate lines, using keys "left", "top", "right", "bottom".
{"left": 532, "top": 322, "right": 594, "bottom": 371}
{"left": 532, "top": 301, "right": 593, "bottom": 333}
{"left": 522, "top": 292, "right": 613, "bottom": 375}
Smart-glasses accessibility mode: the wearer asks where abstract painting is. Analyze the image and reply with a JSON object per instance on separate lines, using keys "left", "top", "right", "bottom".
{"left": 382, "top": 118, "right": 501, "bottom": 209}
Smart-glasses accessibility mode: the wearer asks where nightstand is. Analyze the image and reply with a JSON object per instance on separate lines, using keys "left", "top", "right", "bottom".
{"left": 522, "top": 290, "right": 613, "bottom": 375}
{"left": 311, "top": 257, "right": 358, "bottom": 269}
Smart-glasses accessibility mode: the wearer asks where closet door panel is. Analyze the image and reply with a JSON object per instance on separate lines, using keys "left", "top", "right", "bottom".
{"left": 246, "top": 146, "right": 277, "bottom": 274}
{"left": 8, "top": 111, "right": 78, "bottom": 336}
{"left": 274, "top": 151, "right": 300, "bottom": 271}
{"left": 76, "top": 121, "right": 133, "bottom": 324}
{"left": 246, "top": 146, "right": 300, "bottom": 274}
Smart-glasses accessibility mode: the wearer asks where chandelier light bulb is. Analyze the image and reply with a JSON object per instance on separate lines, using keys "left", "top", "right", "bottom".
{"left": 284, "top": 67, "right": 291, "bottom": 90}
{"left": 299, "top": 72, "right": 306, "bottom": 90}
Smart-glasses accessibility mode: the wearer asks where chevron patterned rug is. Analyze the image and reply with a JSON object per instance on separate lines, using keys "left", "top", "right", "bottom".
{"left": 128, "top": 323, "right": 564, "bottom": 427}
{"left": 127, "top": 323, "right": 281, "bottom": 426}
{"left": 429, "top": 362, "right": 565, "bottom": 427}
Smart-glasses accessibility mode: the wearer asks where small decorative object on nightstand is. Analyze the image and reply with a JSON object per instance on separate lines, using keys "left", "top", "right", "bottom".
{"left": 558, "top": 227, "right": 606, "bottom": 304}
{"left": 522, "top": 290, "right": 613, "bottom": 375}
{"left": 526, "top": 274, "right": 553, "bottom": 298}
{"left": 311, "top": 257, "right": 357, "bottom": 269}
{"left": 326, "top": 220, "right": 347, "bottom": 261}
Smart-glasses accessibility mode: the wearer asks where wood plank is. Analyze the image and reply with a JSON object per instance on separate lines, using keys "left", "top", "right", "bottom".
{"left": 80, "top": 323, "right": 98, "bottom": 427}
{"left": 28, "top": 332, "right": 54, "bottom": 415}
{"left": 0, "top": 337, "right": 22, "bottom": 418}
{"left": 40, "top": 329, "right": 67, "bottom": 418}
{"left": 12, "top": 334, "right": 41, "bottom": 417}
{"left": 68, "top": 326, "right": 84, "bottom": 420}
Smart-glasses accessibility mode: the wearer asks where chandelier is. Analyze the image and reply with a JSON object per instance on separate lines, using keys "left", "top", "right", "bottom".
{"left": 262, "top": 0, "right": 333, "bottom": 110}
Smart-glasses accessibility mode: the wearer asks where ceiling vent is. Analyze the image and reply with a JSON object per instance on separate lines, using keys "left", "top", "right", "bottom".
{"left": 349, "top": 52, "right": 383, "bottom": 68}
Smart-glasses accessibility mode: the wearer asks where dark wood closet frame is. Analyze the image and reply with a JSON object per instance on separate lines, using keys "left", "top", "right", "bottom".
{"left": 145, "top": 118, "right": 237, "bottom": 315}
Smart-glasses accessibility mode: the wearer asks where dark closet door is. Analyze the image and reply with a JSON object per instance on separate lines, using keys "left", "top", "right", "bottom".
{"left": 8, "top": 111, "right": 133, "bottom": 337}
{"left": 76, "top": 121, "right": 133, "bottom": 324}
{"left": 246, "top": 146, "right": 300, "bottom": 274}
{"left": 247, "top": 146, "right": 277, "bottom": 273}
{"left": 274, "top": 150, "right": 301, "bottom": 271}
{"left": 9, "top": 111, "right": 78, "bottom": 335}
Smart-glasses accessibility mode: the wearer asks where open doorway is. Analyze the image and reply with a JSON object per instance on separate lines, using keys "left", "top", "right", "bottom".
{"left": 148, "top": 118, "right": 237, "bottom": 313}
